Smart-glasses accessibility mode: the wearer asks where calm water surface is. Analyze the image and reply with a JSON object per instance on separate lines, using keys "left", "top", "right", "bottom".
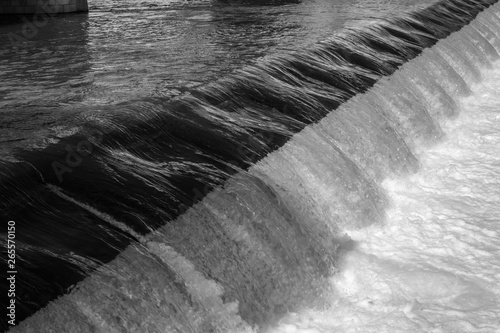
{"left": 0, "top": 0, "right": 436, "bottom": 156}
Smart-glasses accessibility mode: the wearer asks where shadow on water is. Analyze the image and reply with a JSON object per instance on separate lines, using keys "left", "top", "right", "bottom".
{"left": 1, "top": 0, "right": 498, "bottom": 331}
{"left": 0, "top": 12, "right": 93, "bottom": 330}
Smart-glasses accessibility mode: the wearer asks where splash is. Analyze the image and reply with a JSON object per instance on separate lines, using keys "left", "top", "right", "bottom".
{"left": 4, "top": 0, "right": 500, "bottom": 332}
{"left": 268, "top": 9, "right": 500, "bottom": 333}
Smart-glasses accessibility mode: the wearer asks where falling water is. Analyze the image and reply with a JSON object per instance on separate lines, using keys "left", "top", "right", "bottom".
{"left": 268, "top": 8, "right": 500, "bottom": 333}
{"left": 2, "top": 0, "right": 500, "bottom": 332}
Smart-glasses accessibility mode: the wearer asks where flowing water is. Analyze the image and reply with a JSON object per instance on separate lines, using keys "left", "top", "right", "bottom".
{"left": 1, "top": 0, "right": 500, "bottom": 332}
{"left": 0, "top": 0, "right": 435, "bottom": 163}
{"left": 268, "top": 22, "right": 500, "bottom": 333}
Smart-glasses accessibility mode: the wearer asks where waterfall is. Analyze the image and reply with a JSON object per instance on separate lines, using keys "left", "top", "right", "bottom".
{"left": 2, "top": 0, "right": 500, "bottom": 332}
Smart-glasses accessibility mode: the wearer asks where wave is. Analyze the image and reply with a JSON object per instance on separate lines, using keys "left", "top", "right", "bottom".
{"left": 2, "top": 0, "right": 499, "bottom": 331}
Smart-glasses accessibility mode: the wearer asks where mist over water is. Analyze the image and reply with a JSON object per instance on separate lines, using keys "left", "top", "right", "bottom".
{"left": 1, "top": 0, "right": 500, "bottom": 332}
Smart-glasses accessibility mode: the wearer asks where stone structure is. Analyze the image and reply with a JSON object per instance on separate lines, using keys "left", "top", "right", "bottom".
{"left": 0, "top": 0, "right": 88, "bottom": 14}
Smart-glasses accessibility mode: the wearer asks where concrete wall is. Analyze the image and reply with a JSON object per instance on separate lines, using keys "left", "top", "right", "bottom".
{"left": 0, "top": 0, "right": 88, "bottom": 14}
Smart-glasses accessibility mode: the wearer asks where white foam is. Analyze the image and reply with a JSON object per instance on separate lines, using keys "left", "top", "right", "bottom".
{"left": 265, "top": 45, "right": 500, "bottom": 333}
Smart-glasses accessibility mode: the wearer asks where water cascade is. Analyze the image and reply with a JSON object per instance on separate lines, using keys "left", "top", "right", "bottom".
{"left": 2, "top": 0, "right": 500, "bottom": 331}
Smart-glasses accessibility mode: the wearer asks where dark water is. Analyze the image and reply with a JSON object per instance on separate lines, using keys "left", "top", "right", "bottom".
{"left": 1, "top": 0, "right": 497, "bottom": 331}
{"left": 0, "top": 0, "right": 434, "bottom": 155}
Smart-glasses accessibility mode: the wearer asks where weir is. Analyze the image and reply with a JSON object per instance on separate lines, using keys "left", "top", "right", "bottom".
{"left": 2, "top": 0, "right": 500, "bottom": 332}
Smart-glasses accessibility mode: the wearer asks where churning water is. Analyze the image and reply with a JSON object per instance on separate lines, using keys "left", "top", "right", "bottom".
{"left": 1, "top": 0, "right": 500, "bottom": 332}
{"left": 268, "top": 23, "right": 500, "bottom": 333}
